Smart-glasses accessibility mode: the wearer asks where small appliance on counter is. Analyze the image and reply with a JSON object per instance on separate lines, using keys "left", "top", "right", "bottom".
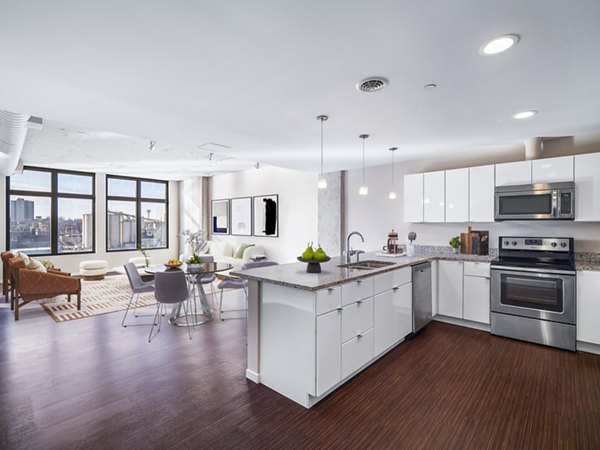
{"left": 377, "top": 229, "right": 406, "bottom": 257}
{"left": 490, "top": 236, "right": 576, "bottom": 351}
{"left": 460, "top": 226, "right": 489, "bottom": 255}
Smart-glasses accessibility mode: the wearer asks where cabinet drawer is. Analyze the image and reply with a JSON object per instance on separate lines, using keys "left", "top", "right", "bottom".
{"left": 341, "top": 297, "right": 374, "bottom": 343}
{"left": 341, "top": 328, "right": 374, "bottom": 379}
{"left": 393, "top": 267, "right": 412, "bottom": 286}
{"left": 315, "top": 286, "right": 342, "bottom": 315}
{"left": 341, "top": 278, "right": 374, "bottom": 306}
{"left": 463, "top": 262, "right": 490, "bottom": 278}
{"left": 374, "top": 272, "right": 394, "bottom": 294}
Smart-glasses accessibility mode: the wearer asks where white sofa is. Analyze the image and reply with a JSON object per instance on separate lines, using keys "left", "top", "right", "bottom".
{"left": 182, "top": 241, "right": 266, "bottom": 271}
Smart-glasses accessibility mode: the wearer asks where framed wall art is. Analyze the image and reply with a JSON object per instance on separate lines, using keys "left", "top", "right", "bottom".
{"left": 211, "top": 199, "right": 230, "bottom": 234}
{"left": 253, "top": 194, "right": 278, "bottom": 237}
{"left": 230, "top": 196, "right": 252, "bottom": 236}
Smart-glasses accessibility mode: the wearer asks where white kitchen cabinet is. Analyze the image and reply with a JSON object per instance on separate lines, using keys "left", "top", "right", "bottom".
{"left": 316, "top": 310, "right": 341, "bottom": 396}
{"left": 469, "top": 165, "right": 495, "bottom": 222}
{"left": 341, "top": 328, "right": 374, "bottom": 379}
{"left": 495, "top": 161, "right": 532, "bottom": 186}
{"left": 404, "top": 173, "right": 424, "bottom": 222}
{"left": 341, "top": 297, "right": 373, "bottom": 343}
{"left": 424, "top": 171, "right": 445, "bottom": 222}
{"left": 374, "top": 282, "right": 412, "bottom": 355}
{"left": 575, "top": 153, "right": 600, "bottom": 221}
{"left": 463, "top": 276, "right": 490, "bottom": 324}
{"left": 532, "top": 156, "right": 574, "bottom": 183}
{"left": 438, "top": 260, "right": 463, "bottom": 318}
{"left": 445, "top": 168, "right": 469, "bottom": 222}
{"left": 577, "top": 270, "right": 600, "bottom": 345}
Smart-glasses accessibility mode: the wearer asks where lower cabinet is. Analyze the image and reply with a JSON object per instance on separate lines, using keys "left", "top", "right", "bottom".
{"left": 577, "top": 270, "right": 600, "bottom": 345}
{"left": 316, "top": 309, "right": 342, "bottom": 396}
{"left": 374, "top": 283, "right": 413, "bottom": 355}
{"left": 341, "top": 328, "right": 374, "bottom": 379}
{"left": 438, "top": 260, "right": 464, "bottom": 318}
{"left": 463, "top": 275, "right": 490, "bottom": 324}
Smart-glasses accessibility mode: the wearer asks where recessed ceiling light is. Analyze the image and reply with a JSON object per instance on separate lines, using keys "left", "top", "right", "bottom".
{"left": 480, "top": 34, "right": 520, "bottom": 55}
{"left": 424, "top": 83, "right": 437, "bottom": 90}
{"left": 357, "top": 77, "right": 388, "bottom": 93}
{"left": 513, "top": 110, "right": 537, "bottom": 119}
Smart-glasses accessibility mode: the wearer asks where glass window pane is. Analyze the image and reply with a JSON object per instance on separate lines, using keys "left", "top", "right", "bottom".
{"left": 57, "top": 198, "right": 93, "bottom": 253}
{"left": 107, "top": 177, "right": 136, "bottom": 197}
{"left": 10, "top": 170, "right": 51, "bottom": 192}
{"left": 9, "top": 195, "right": 51, "bottom": 255}
{"left": 141, "top": 181, "right": 166, "bottom": 199}
{"left": 141, "top": 202, "right": 167, "bottom": 248}
{"left": 58, "top": 173, "right": 93, "bottom": 195}
{"left": 107, "top": 200, "right": 137, "bottom": 250}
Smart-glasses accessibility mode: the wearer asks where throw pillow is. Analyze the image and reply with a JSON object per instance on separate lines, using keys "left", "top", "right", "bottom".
{"left": 13, "top": 251, "right": 31, "bottom": 265}
{"left": 27, "top": 257, "right": 47, "bottom": 272}
{"left": 235, "top": 243, "right": 255, "bottom": 259}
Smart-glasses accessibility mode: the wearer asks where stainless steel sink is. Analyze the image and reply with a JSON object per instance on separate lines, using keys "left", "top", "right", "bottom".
{"left": 338, "top": 260, "right": 396, "bottom": 270}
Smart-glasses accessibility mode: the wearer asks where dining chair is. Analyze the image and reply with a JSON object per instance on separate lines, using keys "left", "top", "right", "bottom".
{"left": 150, "top": 270, "right": 192, "bottom": 342}
{"left": 122, "top": 262, "right": 155, "bottom": 327}
{"left": 217, "top": 260, "right": 278, "bottom": 320}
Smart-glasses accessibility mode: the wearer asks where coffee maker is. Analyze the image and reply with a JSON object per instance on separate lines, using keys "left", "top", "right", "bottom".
{"left": 384, "top": 229, "right": 401, "bottom": 254}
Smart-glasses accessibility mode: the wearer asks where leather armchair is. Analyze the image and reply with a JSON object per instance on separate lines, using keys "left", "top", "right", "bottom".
{"left": 10, "top": 258, "right": 81, "bottom": 320}
{"left": 1, "top": 251, "right": 14, "bottom": 303}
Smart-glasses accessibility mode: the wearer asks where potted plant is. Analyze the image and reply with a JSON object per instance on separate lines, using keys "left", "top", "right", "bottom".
{"left": 449, "top": 236, "right": 461, "bottom": 254}
{"left": 136, "top": 243, "right": 150, "bottom": 267}
{"left": 186, "top": 254, "right": 206, "bottom": 271}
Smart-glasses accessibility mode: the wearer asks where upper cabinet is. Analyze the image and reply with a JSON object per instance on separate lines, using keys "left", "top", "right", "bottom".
{"left": 532, "top": 156, "right": 574, "bottom": 183}
{"left": 445, "top": 168, "right": 469, "bottom": 223}
{"left": 575, "top": 153, "right": 600, "bottom": 221}
{"left": 469, "top": 165, "right": 495, "bottom": 222}
{"left": 403, "top": 173, "right": 424, "bottom": 223}
{"left": 424, "top": 171, "right": 445, "bottom": 222}
{"left": 495, "top": 161, "right": 532, "bottom": 186}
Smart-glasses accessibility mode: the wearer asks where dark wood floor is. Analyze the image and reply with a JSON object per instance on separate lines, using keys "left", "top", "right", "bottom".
{"left": 1, "top": 299, "right": 599, "bottom": 450}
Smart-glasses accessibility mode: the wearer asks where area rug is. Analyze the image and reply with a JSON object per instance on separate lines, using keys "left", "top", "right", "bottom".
{"left": 39, "top": 274, "right": 156, "bottom": 323}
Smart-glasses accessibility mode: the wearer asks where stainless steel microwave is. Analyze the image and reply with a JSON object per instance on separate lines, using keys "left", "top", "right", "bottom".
{"left": 494, "top": 182, "right": 575, "bottom": 221}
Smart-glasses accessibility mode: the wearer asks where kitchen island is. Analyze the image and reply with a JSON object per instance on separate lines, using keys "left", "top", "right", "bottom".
{"left": 232, "top": 252, "right": 493, "bottom": 408}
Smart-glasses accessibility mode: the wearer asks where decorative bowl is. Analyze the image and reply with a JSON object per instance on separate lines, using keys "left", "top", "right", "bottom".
{"left": 164, "top": 263, "right": 183, "bottom": 269}
{"left": 297, "top": 256, "right": 331, "bottom": 273}
{"left": 186, "top": 263, "right": 204, "bottom": 271}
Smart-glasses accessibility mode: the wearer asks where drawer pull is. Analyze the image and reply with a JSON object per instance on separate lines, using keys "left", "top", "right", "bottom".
{"left": 357, "top": 300, "right": 363, "bottom": 305}
{"left": 327, "top": 288, "right": 334, "bottom": 292}
{"left": 392, "top": 286, "right": 399, "bottom": 291}
{"left": 356, "top": 280, "right": 362, "bottom": 285}
{"left": 356, "top": 333, "right": 363, "bottom": 339}
{"left": 337, "top": 308, "right": 343, "bottom": 312}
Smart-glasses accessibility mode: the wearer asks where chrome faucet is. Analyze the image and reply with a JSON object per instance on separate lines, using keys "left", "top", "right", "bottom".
{"left": 345, "top": 231, "right": 365, "bottom": 264}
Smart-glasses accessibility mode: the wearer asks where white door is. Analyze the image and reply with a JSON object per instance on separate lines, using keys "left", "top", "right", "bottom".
{"left": 495, "top": 161, "right": 532, "bottom": 186}
{"left": 424, "top": 171, "right": 445, "bottom": 222}
{"left": 577, "top": 271, "right": 600, "bottom": 345}
{"left": 404, "top": 173, "right": 424, "bottom": 222}
{"left": 445, "top": 168, "right": 469, "bottom": 222}
{"left": 532, "top": 156, "right": 574, "bottom": 183}
{"left": 438, "top": 261, "right": 463, "bottom": 318}
{"left": 463, "top": 276, "right": 490, "bottom": 324}
{"left": 575, "top": 152, "right": 600, "bottom": 221}
{"left": 469, "top": 165, "right": 495, "bottom": 222}
{"left": 316, "top": 310, "right": 342, "bottom": 396}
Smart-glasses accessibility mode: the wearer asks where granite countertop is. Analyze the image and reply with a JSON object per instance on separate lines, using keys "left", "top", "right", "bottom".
{"left": 231, "top": 252, "right": 495, "bottom": 291}
{"left": 576, "top": 261, "right": 600, "bottom": 271}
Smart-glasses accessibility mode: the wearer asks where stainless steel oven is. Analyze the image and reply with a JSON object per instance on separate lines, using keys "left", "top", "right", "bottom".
{"left": 494, "top": 182, "right": 575, "bottom": 221}
{"left": 490, "top": 237, "right": 576, "bottom": 351}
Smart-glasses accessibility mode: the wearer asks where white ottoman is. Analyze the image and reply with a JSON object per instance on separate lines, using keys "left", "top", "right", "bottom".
{"left": 80, "top": 260, "right": 109, "bottom": 280}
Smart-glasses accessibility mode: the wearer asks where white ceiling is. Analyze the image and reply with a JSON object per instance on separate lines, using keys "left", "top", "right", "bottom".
{"left": 1, "top": 0, "right": 599, "bottom": 179}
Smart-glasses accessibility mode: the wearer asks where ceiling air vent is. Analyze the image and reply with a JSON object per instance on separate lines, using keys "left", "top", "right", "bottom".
{"left": 356, "top": 77, "right": 388, "bottom": 93}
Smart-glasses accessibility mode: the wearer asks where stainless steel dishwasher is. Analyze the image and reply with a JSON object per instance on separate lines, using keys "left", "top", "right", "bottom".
{"left": 412, "top": 262, "right": 432, "bottom": 333}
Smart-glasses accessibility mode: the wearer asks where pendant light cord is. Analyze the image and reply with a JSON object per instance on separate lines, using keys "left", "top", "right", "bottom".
{"left": 320, "top": 117, "right": 324, "bottom": 177}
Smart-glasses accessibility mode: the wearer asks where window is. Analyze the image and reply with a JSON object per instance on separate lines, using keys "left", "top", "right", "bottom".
{"left": 106, "top": 175, "right": 168, "bottom": 251}
{"left": 7, "top": 167, "right": 95, "bottom": 255}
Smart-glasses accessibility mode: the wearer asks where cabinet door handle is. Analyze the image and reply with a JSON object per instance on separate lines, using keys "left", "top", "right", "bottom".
{"left": 356, "top": 333, "right": 363, "bottom": 339}
{"left": 337, "top": 307, "right": 343, "bottom": 312}
{"left": 392, "top": 286, "right": 399, "bottom": 291}
{"left": 356, "top": 280, "right": 362, "bottom": 285}
{"left": 357, "top": 300, "right": 363, "bottom": 305}
{"left": 327, "top": 288, "right": 334, "bottom": 292}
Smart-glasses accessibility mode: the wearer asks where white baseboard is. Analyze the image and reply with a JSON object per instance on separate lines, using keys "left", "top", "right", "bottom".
{"left": 577, "top": 341, "right": 600, "bottom": 355}
{"left": 245, "top": 369, "right": 261, "bottom": 383}
{"left": 434, "top": 315, "right": 491, "bottom": 332}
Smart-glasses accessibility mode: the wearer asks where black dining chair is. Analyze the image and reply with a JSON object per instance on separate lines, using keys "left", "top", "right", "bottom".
{"left": 149, "top": 270, "right": 192, "bottom": 342}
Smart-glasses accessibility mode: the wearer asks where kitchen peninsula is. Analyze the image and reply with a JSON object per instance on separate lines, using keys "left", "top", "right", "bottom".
{"left": 233, "top": 252, "right": 493, "bottom": 408}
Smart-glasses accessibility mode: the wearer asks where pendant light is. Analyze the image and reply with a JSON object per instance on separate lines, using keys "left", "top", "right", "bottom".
{"left": 359, "top": 134, "right": 369, "bottom": 195}
{"left": 316, "top": 115, "right": 328, "bottom": 189}
{"left": 388, "top": 147, "right": 398, "bottom": 199}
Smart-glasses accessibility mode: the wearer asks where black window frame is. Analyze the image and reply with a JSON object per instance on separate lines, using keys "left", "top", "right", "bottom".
{"left": 6, "top": 166, "right": 96, "bottom": 256}
{"left": 105, "top": 174, "right": 169, "bottom": 252}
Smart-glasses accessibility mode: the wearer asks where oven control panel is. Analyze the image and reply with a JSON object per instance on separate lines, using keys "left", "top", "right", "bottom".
{"left": 499, "top": 237, "right": 571, "bottom": 252}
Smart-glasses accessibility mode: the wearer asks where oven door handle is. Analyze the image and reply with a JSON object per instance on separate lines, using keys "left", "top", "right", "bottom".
{"left": 490, "top": 265, "right": 576, "bottom": 276}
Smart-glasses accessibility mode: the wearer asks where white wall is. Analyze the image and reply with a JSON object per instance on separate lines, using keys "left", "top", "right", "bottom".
{"left": 346, "top": 142, "right": 600, "bottom": 253}
{"left": 1, "top": 174, "right": 179, "bottom": 274}
{"left": 209, "top": 166, "right": 318, "bottom": 263}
